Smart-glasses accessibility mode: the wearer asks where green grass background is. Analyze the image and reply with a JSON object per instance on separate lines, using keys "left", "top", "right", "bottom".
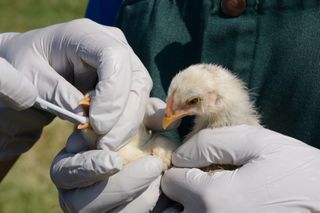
{"left": 0, "top": 1, "right": 88, "bottom": 212}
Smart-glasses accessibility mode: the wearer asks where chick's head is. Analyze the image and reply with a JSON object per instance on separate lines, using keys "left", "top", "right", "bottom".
{"left": 163, "top": 64, "right": 258, "bottom": 130}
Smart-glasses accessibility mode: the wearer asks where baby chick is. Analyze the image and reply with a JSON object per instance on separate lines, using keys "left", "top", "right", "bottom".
{"left": 163, "top": 63, "right": 260, "bottom": 136}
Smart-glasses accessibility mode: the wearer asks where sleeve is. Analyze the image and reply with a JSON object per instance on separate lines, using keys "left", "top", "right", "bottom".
{"left": 85, "top": 0, "right": 123, "bottom": 26}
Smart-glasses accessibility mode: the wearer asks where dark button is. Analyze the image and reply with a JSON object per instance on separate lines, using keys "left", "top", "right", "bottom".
{"left": 221, "top": 0, "right": 246, "bottom": 17}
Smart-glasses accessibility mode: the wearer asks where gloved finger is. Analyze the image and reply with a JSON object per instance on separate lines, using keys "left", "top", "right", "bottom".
{"left": 0, "top": 58, "right": 37, "bottom": 110}
{"left": 144, "top": 97, "right": 180, "bottom": 131}
{"left": 51, "top": 148, "right": 123, "bottom": 189}
{"left": 161, "top": 168, "right": 235, "bottom": 213}
{"left": 64, "top": 129, "right": 93, "bottom": 153}
{"left": 172, "top": 125, "right": 269, "bottom": 168}
{"left": 144, "top": 97, "right": 166, "bottom": 131}
{"left": 110, "top": 176, "right": 162, "bottom": 213}
{"left": 96, "top": 49, "right": 152, "bottom": 150}
{"left": 59, "top": 155, "right": 163, "bottom": 213}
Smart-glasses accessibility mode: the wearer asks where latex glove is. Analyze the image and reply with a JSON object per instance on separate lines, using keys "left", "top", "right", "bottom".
{"left": 0, "top": 57, "right": 37, "bottom": 110}
{"left": 51, "top": 131, "right": 163, "bottom": 212}
{"left": 0, "top": 18, "right": 151, "bottom": 159}
{"left": 57, "top": 156, "right": 162, "bottom": 213}
{"left": 161, "top": 125, "right": 320, "bottom": 213}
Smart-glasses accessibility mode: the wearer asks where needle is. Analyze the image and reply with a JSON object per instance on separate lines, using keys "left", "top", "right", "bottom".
{"left": 35, "top": 97, "right": 89, "bottom": 124}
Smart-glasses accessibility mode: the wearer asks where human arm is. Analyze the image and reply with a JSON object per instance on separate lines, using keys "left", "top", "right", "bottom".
{"left": 0, "top": 57, "right": 39, "bottom": 180}
{"left": 161, "top": 125, "right": 320, "bottom": 212}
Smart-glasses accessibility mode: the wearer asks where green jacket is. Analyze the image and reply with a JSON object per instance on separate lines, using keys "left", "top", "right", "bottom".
{"left": 116, "top": 0, "right": 320, "bottom": 147}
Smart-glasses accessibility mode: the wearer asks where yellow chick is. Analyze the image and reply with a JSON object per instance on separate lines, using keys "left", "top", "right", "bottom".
{"left": 163, "top": 63, "right": 260, "bottom": 136}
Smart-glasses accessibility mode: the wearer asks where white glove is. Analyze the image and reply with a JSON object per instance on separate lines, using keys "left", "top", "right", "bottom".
{"left": 51, "top": 98, "right": 169, "bottom": 212}
{"left": 161, "top": 125, "right": 320, "bottom": 213}
{"left": 0, "top": 18, "right": 152, "bottom": 159}
{"left": 51, "top": 147, "right": 163, "bottom": 212}
{"left": 0, "top": 57, "right": 37, "bottom": 110}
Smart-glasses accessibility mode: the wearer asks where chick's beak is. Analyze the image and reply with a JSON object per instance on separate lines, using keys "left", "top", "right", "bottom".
{"left": 162, "top": 94, "right": 190, "bottom": 129}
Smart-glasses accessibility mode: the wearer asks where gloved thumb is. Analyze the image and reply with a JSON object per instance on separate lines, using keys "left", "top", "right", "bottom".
{"left": 161, "top": 167, "right": 233, "bottom": 213}
{"left": 172, "top": 125, "right": 268, "bottom": 167}
{"left": 144, "top": 97, "right": 180, "bottom": 131}
{"left": 51, "top": 148, "right": 123, "bottom": 189}
{"left": 0, "top": 58, "right": 37, "bottom": 110}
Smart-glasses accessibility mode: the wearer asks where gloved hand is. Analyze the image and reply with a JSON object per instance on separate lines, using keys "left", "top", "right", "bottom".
{"left": 51, "top": 98, "right": 169, "bottom": 212}
{"left": 0, "top": 18, "right": 152, "bottom": 159}
{"left": 51, "top": 146, "right": 163, "bottom": 212}
{"left": 161, "top": 125, "right": 320, "bottom": 213}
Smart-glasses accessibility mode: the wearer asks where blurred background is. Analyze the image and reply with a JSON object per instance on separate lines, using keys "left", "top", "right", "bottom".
{"left": 0, "top": 1, "right": 88, "bottom": 212}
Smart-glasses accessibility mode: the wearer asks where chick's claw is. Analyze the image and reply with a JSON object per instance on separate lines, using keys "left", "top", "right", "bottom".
{"left": 77, "top": 123, "right": 91, "bottom": 130}
{"left": 78, "top": 95, "right": 92, "bottom": 130}
{"left": 80, "top": 95, "right": 91, "bottom": 115}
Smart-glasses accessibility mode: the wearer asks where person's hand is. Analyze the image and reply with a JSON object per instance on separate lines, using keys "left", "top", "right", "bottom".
{"left": 161, "top": 125, "right": 320, "bottom": 212}
{"left": 50, "top": 98, "right": 170, "bottom": 212}
{"left": 51, "top": 145, "right": 163, "bottom": 212}
{"left": 0, "top": 18, "right": 151, "bottom": 160}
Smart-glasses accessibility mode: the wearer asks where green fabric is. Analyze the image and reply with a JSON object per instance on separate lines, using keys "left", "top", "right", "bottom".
{"left": 116, "top": 0, "right": 320, "bottom": 147}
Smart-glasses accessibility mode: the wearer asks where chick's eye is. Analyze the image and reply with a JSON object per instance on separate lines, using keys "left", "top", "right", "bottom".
{"left": 186, "top": 97, "right": 202, "bottom": 105}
